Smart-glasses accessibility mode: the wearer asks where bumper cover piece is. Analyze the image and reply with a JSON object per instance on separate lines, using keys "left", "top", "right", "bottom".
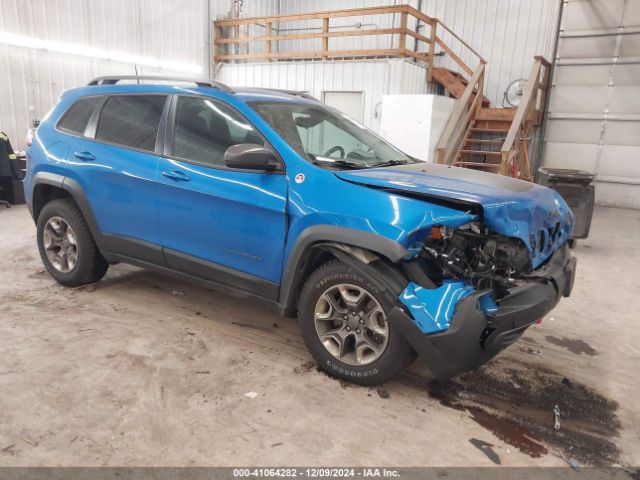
{"left": 391, "top": 245, "right": 577, "bottom": 379}
{"left": 399, "top": 281, "right": 475, "bottom": 334}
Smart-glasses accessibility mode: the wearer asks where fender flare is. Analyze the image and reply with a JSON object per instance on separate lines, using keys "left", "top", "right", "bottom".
{"left": 278, "top": 225, "right": 408, "bottom": 311}
{"left": 32, "top": 172, "right": 105, "bottom": 250}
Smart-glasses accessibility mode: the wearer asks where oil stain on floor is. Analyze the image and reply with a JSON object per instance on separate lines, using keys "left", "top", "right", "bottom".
{"left": 545, "top": 336, "right": 599, "bottom": 356}
{"left": 404, "top": 357, "right": 621, "bottom": 466}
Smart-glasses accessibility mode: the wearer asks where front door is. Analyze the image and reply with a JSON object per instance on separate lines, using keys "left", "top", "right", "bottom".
{"left": 156, "top": 95, "right": 287, "bottom": 299}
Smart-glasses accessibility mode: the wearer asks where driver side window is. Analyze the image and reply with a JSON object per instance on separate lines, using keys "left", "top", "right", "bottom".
{"left": 293, "top": 111, "right": 364, "bottom": 158}
{"left": 173, "top": 96, "right": 263, "bottom": 167}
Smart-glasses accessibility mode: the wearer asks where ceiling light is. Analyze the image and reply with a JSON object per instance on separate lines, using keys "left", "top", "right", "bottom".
{"left": 0, "top": 32, "right": 202, "bottom": 74}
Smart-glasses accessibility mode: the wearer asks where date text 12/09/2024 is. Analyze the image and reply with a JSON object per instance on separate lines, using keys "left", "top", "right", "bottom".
{"left": 233, "top": 468, "right": 400, "bottom": 478}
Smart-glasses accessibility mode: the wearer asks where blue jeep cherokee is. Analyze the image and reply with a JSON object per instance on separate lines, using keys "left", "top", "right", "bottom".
{"left": 25, "top": 76, "right": 577, "bottom": 385}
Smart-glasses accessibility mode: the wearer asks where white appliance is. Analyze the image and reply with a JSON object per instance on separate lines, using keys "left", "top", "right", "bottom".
{"left": 380, "top": 95, "right": 456, "bottom": 162}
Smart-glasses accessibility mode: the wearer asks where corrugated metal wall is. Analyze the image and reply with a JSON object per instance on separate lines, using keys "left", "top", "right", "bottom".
{"left": 0, "top": 0, "right": 235, "bottom": 150}
{"left": 217, "top": 59, "right": 435, "bottom": 131}
{"left": 542, "top": 0, "right": 640, "bottom": 209}
{"left": 2, "top": 0, "right": 561, "bottom": 150}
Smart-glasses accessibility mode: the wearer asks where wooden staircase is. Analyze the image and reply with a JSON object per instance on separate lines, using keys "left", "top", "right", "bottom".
{"left": 434, "top": 57, "right": 552, "bottom": 180}
{"left": 454, "top": 108, "right": 515, "bottom": 173}
{"left": 212, "top": 4, "right": 551, "bottom": 181}
{"left": 431, "top": 67, "right": 490, "bottom": 107}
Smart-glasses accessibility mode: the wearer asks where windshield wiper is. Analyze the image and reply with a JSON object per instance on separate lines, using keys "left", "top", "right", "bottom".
{"left": 311, "top": 157, "right": 368, "bottom": 170}
{"left": 369, "top": 159, "right": 411, "bottom": 168}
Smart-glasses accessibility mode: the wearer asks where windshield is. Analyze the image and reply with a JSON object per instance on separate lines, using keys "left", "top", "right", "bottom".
{"left": 249, "top": 101, "right": 413, "bottom": 169}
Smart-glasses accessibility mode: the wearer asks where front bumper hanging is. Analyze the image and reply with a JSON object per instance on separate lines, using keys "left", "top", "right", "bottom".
{"left": 390, "top": 245, "right": 577, "bottom": 379}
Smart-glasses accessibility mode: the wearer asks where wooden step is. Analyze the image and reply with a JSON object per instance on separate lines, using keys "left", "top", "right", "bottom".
{"left": 432, "top": 67, "right": 491, "bottom": 106}
{"left": 476, "top": 108, "right": 516, "bottom": 121}
{"left": 431, "top": 67, "right": 467, "bottom": 98}
{"left": 465, "top": 139, "right": 504, "bottom": 144}
{"left": 453, "top": 162, "right": 501, "bottom": 169}
{"left": 473, "top": 119, "right": 513, "bottom": 130}
{"left": 470, "top": 127, "right": 510, "bottom": 133}
{"left": 459, "top": 149, "right": 502, "bottom": 156}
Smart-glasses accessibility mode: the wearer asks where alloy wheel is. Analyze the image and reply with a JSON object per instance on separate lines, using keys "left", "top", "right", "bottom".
{"left": 314, "top": 283, "right": 389, "bottom": 366}
{"left": 43, "top": 216, "right": 79, "bottom": 273}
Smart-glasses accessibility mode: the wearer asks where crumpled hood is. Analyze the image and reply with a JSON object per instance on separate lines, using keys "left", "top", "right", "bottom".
{"left": 335, "top": 163, "right": 574, "bottom": 268}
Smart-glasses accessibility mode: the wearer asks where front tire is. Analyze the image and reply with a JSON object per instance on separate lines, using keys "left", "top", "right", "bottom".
{"left": 298, "top": 260, "right": 414, "bottom": 385}
{"left": 36, "top": 199, "right": 108, "bottom": 287}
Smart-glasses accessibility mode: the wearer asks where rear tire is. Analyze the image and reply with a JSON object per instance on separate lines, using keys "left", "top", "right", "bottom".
{"left": 36, "top": 199, "right": 108, "bottom": 287}
{"left": 298, "top": 260, "right": 414, "bottom": 386}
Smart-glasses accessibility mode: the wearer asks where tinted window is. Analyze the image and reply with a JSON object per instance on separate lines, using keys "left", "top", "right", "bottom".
{"left": 96, "top": 95, "right": 166, "bottom": 152}
{"left": 173, "top": 96, "right": 262, "bottom": 167}
{"left": 57, "top": 96, "right": 101, "bottom": 135}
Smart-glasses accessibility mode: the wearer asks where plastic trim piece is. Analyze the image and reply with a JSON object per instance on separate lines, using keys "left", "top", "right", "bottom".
{"left": 278, "top": 225, "right": 409, "bottom": 310}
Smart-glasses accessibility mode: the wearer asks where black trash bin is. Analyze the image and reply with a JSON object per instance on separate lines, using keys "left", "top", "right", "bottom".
{"left": 537, "top": 167, "right": 595, "bottom": 239}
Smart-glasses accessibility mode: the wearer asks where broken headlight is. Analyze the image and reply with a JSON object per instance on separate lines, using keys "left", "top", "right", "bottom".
{"left": 419, "top": 222, "right": 531, "bottom": 291}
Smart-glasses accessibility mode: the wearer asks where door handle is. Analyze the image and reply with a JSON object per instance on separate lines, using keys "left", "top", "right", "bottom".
{"left": 73, "top": 151, "right": 95, "bottom": 161}
{"left": 161, "top": 170, "right": 191, "bottom": 182}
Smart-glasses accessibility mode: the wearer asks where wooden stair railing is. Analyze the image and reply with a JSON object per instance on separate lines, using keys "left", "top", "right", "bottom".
{"left": 500, "top": 56, "right": 552, "bottom": 180}
{"left": 213, "top": 4, "right": 485, "bottom": 87}
{"left": 435, "top": 63, "right": 486, "bottom": 166}
{"left": 436, "top": 56, "right": 551, "bottom": 180}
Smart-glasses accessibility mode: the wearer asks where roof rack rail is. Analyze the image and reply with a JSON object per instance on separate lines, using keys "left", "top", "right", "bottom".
{"left": 87, "top": 75, "right": 233, "bottom": 92}
{"left": 239, "top": 87, "right": 317, "bottom": 101}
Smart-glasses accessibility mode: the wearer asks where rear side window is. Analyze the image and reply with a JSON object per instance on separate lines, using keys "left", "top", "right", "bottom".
{"left": 57, "top": 96, "right": 101, "bottom": 135}
{"left": 96, "top": 95, "right": 167, "bottom": 152}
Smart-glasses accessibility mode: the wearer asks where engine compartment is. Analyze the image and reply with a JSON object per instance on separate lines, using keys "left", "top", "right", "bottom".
{"left": 414, "top": 222, "right": 532, "bottom": 295}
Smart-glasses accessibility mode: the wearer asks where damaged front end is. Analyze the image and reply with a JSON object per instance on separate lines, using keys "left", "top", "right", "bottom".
{"left": 393, "top": 221, "right": 577, "bottom": 379}
{"left": 329, "top": 163, "right": 578, "bottom": 379}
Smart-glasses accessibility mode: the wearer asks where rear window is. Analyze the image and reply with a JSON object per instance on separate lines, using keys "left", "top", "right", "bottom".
{"left": 57, "top": 96, "right": 101, "bottom": 135}
{"left": 96, "top": 95, "right": 167, "bottom": 152}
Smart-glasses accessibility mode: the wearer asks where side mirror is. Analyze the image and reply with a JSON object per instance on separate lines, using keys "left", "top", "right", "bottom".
{"left": 224, "top": 143, "right": 280, "bottom": 171}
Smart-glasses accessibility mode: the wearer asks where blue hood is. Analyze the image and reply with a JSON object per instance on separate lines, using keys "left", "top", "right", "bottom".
{"left": 334, "top": 163, "right": 574, "bottom": 268}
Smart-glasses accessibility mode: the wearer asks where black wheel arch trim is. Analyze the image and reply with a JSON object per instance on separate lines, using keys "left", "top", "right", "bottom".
{"left": 278, "top": 225, "right": 408, "bottom": 313}
{"left": 31, "top": 171, "right": 106, "bottom": 250}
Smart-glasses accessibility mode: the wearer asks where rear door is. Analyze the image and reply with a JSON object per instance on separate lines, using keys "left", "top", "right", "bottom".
{"left": 73, "top": 94, "right": 169, "bottom": 263}
{"left": 156, "top": 95, "right": 287, "bottom": 298}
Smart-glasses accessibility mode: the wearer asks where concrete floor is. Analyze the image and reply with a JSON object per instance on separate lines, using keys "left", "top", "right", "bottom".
{"left": 0, "top": 204, "right": 638, "bottom": 468}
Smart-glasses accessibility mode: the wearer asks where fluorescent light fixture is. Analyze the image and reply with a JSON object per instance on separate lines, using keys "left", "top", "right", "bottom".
{"left": 0, "top": 32, "right": 202, "bottom": 74}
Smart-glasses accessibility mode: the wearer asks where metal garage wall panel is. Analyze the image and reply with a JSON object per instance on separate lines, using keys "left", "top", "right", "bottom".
{"left": 544, "top": 119, "right": 602, "bottom": 144}
{"left": 544, "top": 141, "right": 599, "bottom": 172}
{"left": 562, "top": 0, "right": 626, "bottom": 30}
{"left": 557, "top": 36, "right": 617, "bottom": 58}
{"left": 596, "top": 182, "right": 640, "bottom": 209}
{"left": 612, "top": 63, "right": 640, "bottom": 85}
{"left": 609, "top": 85, "right": 640, "bottom": 115}
{"left": 598, "top": 144, "right": 640, "bottom": 178}
{"left": 625, "top": 0, "right": 640, "bottom": 25}
{"left": 552, "top": 64, "right": 612, "bottom": 85}
{"left": 603, "top": 121, "right": 640, "bottom": 146}
{"left": 549, "top": 85, "right": 609, "bottom": 113}
{"left": 543, "top": 0, "right": 640, "bottom": 209}
{"left": 619, "top": 32, "right": 640, "bottom": 57}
